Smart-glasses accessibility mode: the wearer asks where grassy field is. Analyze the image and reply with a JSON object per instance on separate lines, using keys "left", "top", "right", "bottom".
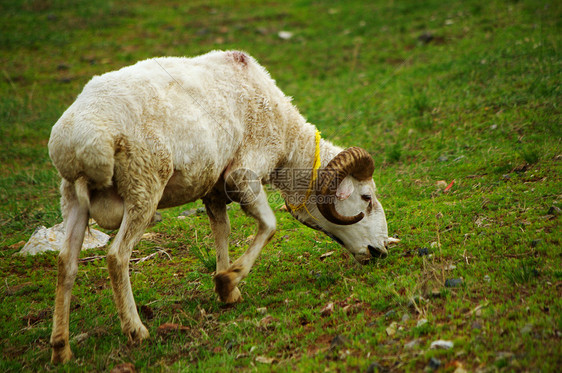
{"left": 1, "top": 0, "right": 561, "bottom": 371}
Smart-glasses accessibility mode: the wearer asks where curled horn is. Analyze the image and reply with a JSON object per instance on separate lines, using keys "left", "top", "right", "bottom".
{"left": 316, "top": 147, "right": 374, "bottom": 225}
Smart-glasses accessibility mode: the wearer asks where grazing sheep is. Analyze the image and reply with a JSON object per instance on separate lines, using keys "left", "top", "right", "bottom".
{"left": 48, "top": 50, "right": 398, "bottom": 363}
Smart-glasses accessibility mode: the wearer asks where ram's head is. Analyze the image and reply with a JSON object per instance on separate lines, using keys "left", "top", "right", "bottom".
{"left": 291, "top": 147, "right": 399, "bottom": 264}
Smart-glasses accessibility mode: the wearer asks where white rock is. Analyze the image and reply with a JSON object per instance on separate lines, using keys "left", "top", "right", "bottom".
{"left": 278, "top": 31, "right": 293, "bottom": 40}
{"left": 430, "top": 339, "right": 454, "bottom": 349}
{"left": 17, "top": 223, "right": 110, "bottom": 256}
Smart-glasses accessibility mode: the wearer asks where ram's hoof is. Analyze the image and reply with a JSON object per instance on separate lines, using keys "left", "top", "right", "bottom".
{"left": 214, "top": 268, "right": 242, "bottom": 303}
{"left": 51, "top": 343, "right": 73, "bottom": 364}
{"left": 126, "top": 323, "right": 150, "bottom": 343}
{"left": 223, "top": 286, "right": 242, "bottom": 304}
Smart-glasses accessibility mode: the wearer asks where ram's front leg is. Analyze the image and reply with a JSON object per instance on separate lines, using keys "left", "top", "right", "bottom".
{"left": 214, "top": 186, "right": 276, "bottom": 301}
{"left": 203, "top": 194, "right": 242, "bottom": 303}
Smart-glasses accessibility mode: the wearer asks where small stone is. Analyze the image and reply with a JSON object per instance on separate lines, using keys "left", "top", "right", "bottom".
{"left": 490, "top": 124, "right": 498, "bottom": 130}
{"left": 430, "top": 340, "right": 454, "bottom": 349}
{"left": 386, "top": 322, "right": 398, "bottom": 336}
{"left": 416, "top": 319, "right": 428, "bottom": 327}
{"left": 445, "top": 278, "right": 463, "bottom": 287}
{"left": 418, "top": 32, "right": 434, "bottom": 44}
{"left": 278, "top": 31, "right": 293, "bottom": 40}
{"left": 404, "top": 339, "right": 420, "bottom": 349}
{"left": 384, "top": 309, "right": 396, "bottom": 319}
{"left": 548, "top": 206, "right": 561, "bottom": 215}
{"left": 180, "top": 209, "right": 198, "bottom": 216}
{"left": 530, "top": 239, "right": 541, "bottom": 248}
{"left": 471, "top": 321, "right": 483, "bottom": 330}
{"left": 418, "top": 247, "right": 429, "bottom": 256}
{"left": 428, "top": 357, "right": 441, "bottom": 370}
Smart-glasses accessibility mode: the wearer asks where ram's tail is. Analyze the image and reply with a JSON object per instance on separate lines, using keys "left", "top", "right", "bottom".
{"left": 74, "top": 176, "right": 91, "bottom": 211}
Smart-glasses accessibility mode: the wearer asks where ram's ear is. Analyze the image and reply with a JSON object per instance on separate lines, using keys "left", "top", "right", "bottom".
{"left": 336, "top": 176, "right": 354, "bottom": 200}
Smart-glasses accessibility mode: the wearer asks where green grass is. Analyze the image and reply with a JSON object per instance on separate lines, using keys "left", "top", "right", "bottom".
{"left": 1, "top": 0, "right": 561, "bottom": 371}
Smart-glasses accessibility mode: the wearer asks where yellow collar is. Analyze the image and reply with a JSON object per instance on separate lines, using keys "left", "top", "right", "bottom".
{"left": 286, "top": 130, "right": 321, "bottom": 212}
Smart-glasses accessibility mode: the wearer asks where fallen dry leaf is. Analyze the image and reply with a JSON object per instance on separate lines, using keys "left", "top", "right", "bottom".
{"left": 255, "top": 356, "right": 277, "bottom": 364}
{"left": 8, "top": 241, "right": 26, "bottom": 250}
{"left": 319, "top": 251, "right": 335, "bottom": 261}
{"left": 444, "top": 179, "right": 455, "bottom": 192}
{"left": 156, "top": 323, "right": 190, "bottom": 335}
{"left": 141, "top": 232, "right": 159, "bottom": 241}
{"left": 258, "top": 315, "right": 278, "bottom": 329}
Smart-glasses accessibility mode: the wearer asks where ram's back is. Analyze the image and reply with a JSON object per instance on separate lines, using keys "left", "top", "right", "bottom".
{"left": 48, "top": 51, "right": 297, "bottom": 201}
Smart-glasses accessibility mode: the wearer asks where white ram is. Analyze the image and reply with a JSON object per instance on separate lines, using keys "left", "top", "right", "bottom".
{"left": 47, "top": 50, "right": 398, "bottom": 363}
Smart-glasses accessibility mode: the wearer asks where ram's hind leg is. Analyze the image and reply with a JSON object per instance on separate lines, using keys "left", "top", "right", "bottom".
{"left": 108, "top": 149, "right": 172, "bottom": 343}
{"left": 106, "top": 189, "right": 163, "bottom": 343}
{"left": 51, "top": 180, "right": 89, "bottom": 364}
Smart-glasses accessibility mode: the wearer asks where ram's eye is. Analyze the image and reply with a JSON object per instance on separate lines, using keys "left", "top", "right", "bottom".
{"left": 361, "top": 194, "right": 372, "bottom": 202}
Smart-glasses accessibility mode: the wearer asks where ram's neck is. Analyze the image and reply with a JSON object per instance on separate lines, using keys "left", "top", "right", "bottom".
{"left": 270, "top": 124, "right": 342, "bottom": 205}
